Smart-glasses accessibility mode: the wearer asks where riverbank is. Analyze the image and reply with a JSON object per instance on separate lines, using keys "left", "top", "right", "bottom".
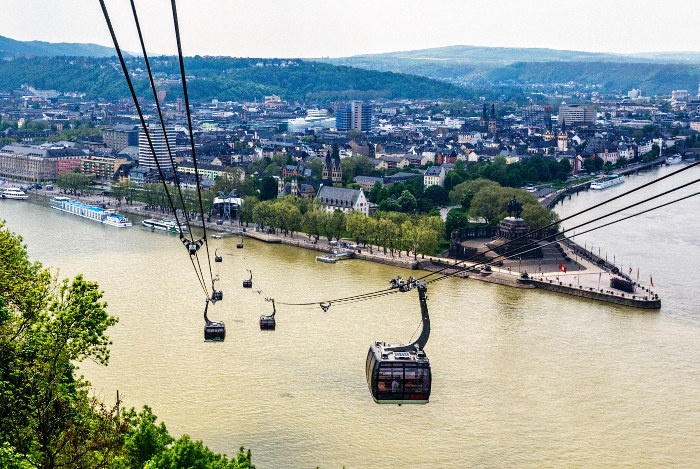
{"left": 17, "top": 187, "right": 660, "bottom": 309}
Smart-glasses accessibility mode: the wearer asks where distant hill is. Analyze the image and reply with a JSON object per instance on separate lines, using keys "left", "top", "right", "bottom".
{"left": 0, "top": 35, "right": 117, "bottom": 59}
{"left": 0, "top": 56, "right": 472, "bottom": 103}
{"left": 317, "top": 45, "right": 700, "bottom": 95}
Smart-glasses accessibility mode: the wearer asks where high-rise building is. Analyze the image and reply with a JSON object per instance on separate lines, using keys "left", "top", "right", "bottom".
{"left": 671, "top": 90, "right": 689, "bottom": 101}
{"left": 558, "top": 104, "right": 596, "bottom": 126}
{"left": 138, "top": 124, "right": 176, "bottom": 169}
{"left": 520, "top": 105, "right": 552, "bottom": 129}
{"left": 102, "top": 124, "right": 139, "bottom": 151}
{"left": 336, "top": 101, "right": 372, "bottom": 132}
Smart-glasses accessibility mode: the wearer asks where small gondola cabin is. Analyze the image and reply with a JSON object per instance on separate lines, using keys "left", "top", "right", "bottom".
{"left": 259, "top": 314, "right": 276, "bottom": 330}
{"left": 366, "top": 342, "right": 431, "bottom": 404}
{"left": 204, "top": 321, "right": 225, "bottom": 341}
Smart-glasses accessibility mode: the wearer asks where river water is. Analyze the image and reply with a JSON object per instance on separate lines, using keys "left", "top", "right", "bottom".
{"left": 1, "top": 164, "right": 699, "bottom": 468}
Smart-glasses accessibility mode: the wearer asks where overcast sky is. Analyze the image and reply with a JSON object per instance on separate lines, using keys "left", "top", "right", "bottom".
{"left": 2, "top": 0, "right": 699, "bottom": 58}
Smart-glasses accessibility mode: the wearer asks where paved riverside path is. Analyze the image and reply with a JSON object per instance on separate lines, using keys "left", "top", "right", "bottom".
{"left": 30, "top": 188, "right": 657, "bottom": 306}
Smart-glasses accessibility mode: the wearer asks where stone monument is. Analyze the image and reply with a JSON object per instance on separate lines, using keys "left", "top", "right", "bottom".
{"left": 486, "top": 196, "right": 542, "bottom": 259}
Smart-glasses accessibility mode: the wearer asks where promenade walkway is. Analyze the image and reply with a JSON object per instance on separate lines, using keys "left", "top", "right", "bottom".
{"left": 27, "top": 187, "right": 659, "bottom": 308}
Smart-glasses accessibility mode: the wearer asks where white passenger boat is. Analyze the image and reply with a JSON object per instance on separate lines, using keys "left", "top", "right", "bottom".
{"left": 316, "top": 254, "right": 338, "bottom": 263}
{"left": 1, "top": 187, "right": 28, "bottom": 199}
{"left": 590, "top": 174, "right": 623, "bottom": 190}
{"left": 142, "top": 218, "right": 187, "bottom": 233}
{"left": 49, "top": 196, "right": 132, "bottom": 227}
{"left": 665, "top": 153, "right": 683, "bottom": 165}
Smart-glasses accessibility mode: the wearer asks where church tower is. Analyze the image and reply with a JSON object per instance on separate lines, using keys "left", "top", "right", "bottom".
{"left": 557, "top": 119, "right": 569, "bottom": 152}
{"left": 322, "top": 144, "right": 343, "bottom": 186}
{"left": 479, "top": 104, "right": 488, "bottom": 129}
{"left": 488, "top": 103, "right": 497, "bottom": 137}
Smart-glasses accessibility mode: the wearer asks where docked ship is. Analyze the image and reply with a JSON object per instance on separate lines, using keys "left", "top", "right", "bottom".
{"left": 590, "top": 174, "right": 623, "bottom": 190}
{"left": 142, "top": 218, "right": 187, "bottom": 233}
{"left": 1, "top": 187, "right": 28, "bottom": 199}
{"left": 665, "top": 153, "right": 683, "bottom": 165}
{"left": 315, "top": 249, "right": 356, "bottom": 264}
{"left": 49, "top": 196, "right": 132, "bottom": 227}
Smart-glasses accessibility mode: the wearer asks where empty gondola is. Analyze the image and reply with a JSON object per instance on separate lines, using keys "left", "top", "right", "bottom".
{"left": 260, "top": 298, "right": 276, "bottom": 330}
{"left": 243, "top": 269, "right": 253, "bottom": 288}
{"left": 203, "top": 299, "right": 225, "bottom": 341}
{"left": 214, "top": 248, "right": 222, "bottom": 263}
{"left": 366, "top": 277, "right": 432, "bottom": 404}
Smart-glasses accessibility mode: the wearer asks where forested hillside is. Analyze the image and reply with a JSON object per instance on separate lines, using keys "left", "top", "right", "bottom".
{"left": 0, "top": 56, "right": 473, "bottom": 103}
{"left": 319, "top": 45, "right": 700, "bottom": 95}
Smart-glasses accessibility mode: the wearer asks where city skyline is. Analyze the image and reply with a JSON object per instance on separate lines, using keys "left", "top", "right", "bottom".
{"left": 1, "top": 0, "right": 699, "bottom": 59}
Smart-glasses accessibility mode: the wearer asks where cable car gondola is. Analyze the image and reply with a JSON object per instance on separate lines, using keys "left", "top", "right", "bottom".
{"left": 243, "top": 269, "right": 253, "bottom": 288}
{"left": 203, "top": 299, "right": 225, "bottom": 341}
{"left": 366, "top": 277, "right": 431, "bottom": 404}
{"left": 260, "top": 298, "right": 276, "bottom": 330}
{"left": 214, "top": 248, "right": 222, "bottom": 263}
{"left": 236, "top": 237, "right": 244, "bottom": 249}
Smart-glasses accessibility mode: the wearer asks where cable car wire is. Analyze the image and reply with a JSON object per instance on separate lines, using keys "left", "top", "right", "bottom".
{"left": 417, "top": 173, "right": 700, "bottom": 284}
{"left": 276, "top": 169, "right": 700, "bottom": 308}
{"left": 170, "top": 0, "right": 216, "bottom": 293}
{"left": 99, "top": 0, "right": 215, "bottom": 299}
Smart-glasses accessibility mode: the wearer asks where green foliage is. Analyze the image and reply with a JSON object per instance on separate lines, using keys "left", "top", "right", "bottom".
{"left": 445, "top": 208, "right": 469, "bottom": 238}
{"left": 259, "top": 177, "right": 278, "bottom": 201}
{"left": 0, "top": 222, "right": 254, "bottom": 468}
{"left": 0, "top": 221, "right": 121, "bottom": 468}
{"left": 56, "top": 171, "right": 93, "bottom": 195}
{"left": 119, "top": 406, "right": 173, "bottom": 468}
{"left": 449, "top": 178, "right": 499, "bottom": 209}
{"left": 0, "top": 56, "right": 470, "bottom": 103}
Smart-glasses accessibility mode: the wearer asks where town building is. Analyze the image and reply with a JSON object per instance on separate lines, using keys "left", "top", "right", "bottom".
{"left": 558, "top": 104, "right": 596, "bottom": 126}
{"left": 138, "top": 124, "right": 176, "bottom": 169}
{"left": 82, "top": 156, "right": 129, "bottom": 181}
{"left": 335, "top": 101, "right": 372, "bottom": 132}
{"left": 102, "top": 124, "right": 139, "bottom": 152}
{"left": 423, "top": 165, "right": 446, "bottom": 188}
{"left": 0, "top": 143, "right": 85, "bottom": 182}
{"left": 316, "top": 185, "right": 369, "bottom": 216}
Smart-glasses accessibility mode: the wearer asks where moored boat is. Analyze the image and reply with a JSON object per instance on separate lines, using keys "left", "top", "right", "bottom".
{"left": 316, "top": 254, "right": 338, "bottom": 263}
{"left": 332, "top": 249, "right": 356, "bottom": 260}
{"left": 665, "top": 153, "right": 683, "bottom": 165}
{"left": 142, "top": 218, "right": 187, "bottom": 233}
{"left": 50, "top": 196, "right": 132, "bottom": 227}
{"left": 590, "top": 174, "right": 623, "bottom": 190}
{"left": 1, "top": 187, "right": 28, "bottom": 199}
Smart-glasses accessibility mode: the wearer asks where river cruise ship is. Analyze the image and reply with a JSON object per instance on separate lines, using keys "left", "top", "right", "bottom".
{"left": 590, "top": 174, "right": 623, "bottom": 190}
{"left": 49, "top": 196, "right": 132, "bottom": 227}
{"left": 1, "top": 187, "right": 28, "bottom": 199}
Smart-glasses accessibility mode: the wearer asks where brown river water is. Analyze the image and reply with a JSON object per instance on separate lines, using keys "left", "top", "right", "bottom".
{"left": 1, "top": 163, "right": 698, "bottom": 468}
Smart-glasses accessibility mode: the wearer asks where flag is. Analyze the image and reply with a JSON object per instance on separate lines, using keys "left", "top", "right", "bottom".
{"left": 629, "top": 266, "right": 633, "bottom": 275}
{"left": 650, "top": 275, "right": 654, "bottom": 287}
{"left": 559, "top": 263, "right": 567, "bottom": 273}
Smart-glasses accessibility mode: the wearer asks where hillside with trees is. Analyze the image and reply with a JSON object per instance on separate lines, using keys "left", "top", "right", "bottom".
{"left": 0, "top": 56, "right": 473, "bottom": 103}
{"left": 0, "top": 221, "right": 255, "bottom": 468}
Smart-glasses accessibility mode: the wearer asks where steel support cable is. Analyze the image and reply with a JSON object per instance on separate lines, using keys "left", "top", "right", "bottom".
{"left": 127, "top": 0, "right": 192, "bottom": 234}
{"left": 98, "top": 0, "right": 210, "bottom": 297}
{"left": 170, "top": 0, "right": 215, "bottom": 289}
{"left": 421, "top": 175, "right": 700, "bottom": 286}
{"left": 277, "top": 173, "right": 700, "bottom": 308}
{"left": 485, "top": 190, "right": 700, "bottom": 268}
{"left": 283, "top": 187, "right": 699, "bottom": 309}
{"left": 413, "top": 161, "right": 700, "bottom": 283}
{"left": 127, "top": 0, "right": 210, "bottom": 297}
{"left": 424, "top": 187, "right": 698, "bottom": 286}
